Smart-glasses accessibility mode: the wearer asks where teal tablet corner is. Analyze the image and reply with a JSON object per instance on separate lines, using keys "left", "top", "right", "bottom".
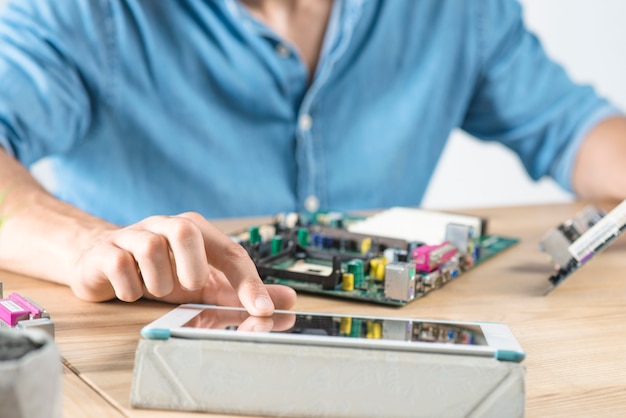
{"left": 141, "top": 327, "right": 171, "bottom": 340}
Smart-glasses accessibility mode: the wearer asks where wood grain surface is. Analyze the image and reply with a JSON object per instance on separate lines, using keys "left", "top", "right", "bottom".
{"left": 3, "top": 202, "right": 625, "bottom": 417}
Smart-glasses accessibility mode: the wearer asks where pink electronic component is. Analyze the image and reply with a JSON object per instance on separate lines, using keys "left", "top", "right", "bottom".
{"left": 8, "top": 293, "right": 42, "bottom": 318}
{"left": 411, "top": 241, "right": 458, "bottom": 272}
{"left": 0, "top": 298, "right": 31, "bottom": 327}
{"left": 0, "top": 291, "right": 54, "bottom": 337}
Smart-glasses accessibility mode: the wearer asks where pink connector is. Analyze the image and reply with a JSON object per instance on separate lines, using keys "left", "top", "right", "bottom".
{"left": 412, "top": 241, "right": 458, "bottom": 272}
{"left": 0, "top": 298, "right": 31, "bottom": 327}
{"left": 9, "top": 293, "right": 42, "bottom": 318}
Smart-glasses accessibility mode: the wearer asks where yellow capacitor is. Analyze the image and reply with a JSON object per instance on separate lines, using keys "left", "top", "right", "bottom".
{"left": 372, "top": 322, "right": 382, "bottom": 339}
{"left": 366, "top": 321, "right": 382, "bottom": 339}
{"left": 342, "top": 272, "right": 355, "bottom": 291}
{"left": 369, "top": 258, "right": 380, "bottom": 273}
{"left": 340, "top": 317, "right": 352, "bottom": 336}
{"left": 375, "top": 262, "right": 385, "bottom": 280}
{"left": 360, "top": 238, "right": 372, "bottom": 254}
{"left": 369, "top": 258, "right": 385, "bottom": 281}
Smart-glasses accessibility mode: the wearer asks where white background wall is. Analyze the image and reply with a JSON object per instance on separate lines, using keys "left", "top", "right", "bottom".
{"left": 423, "top": 0, "right": 626, "bottom": 209}
{"left": 1, "top": 0, "right": 625, "bottom": 209}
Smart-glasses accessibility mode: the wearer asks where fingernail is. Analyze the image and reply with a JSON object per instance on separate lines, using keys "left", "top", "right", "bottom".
{"left": 254, "top": 296, "right": 274, "bottom": 311}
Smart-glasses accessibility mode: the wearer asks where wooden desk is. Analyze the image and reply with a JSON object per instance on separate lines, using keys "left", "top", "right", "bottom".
{"left": 3, "top": 203, "right": 626, "bottom": 417}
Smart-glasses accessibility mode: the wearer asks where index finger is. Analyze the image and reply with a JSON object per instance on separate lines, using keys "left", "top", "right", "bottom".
{"left": 178, "top": 212, "right": 275, "bottom": 316}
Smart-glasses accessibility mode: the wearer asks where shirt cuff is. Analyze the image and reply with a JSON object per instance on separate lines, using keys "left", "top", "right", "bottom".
{"left": 552, "top": 103, "right": 624, "bottom": 192}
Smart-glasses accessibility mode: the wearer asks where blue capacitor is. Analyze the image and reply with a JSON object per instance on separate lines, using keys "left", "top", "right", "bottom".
{"left": 473, "top": 246, "right": 481, "bottom": 261}
{"left": 311, "top": 232, "right": 322, "bottom": 248}
{"left": 447, "top": 329, "right": 455, "bottom": 341}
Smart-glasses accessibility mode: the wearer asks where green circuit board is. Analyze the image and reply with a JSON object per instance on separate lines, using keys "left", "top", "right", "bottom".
{"left": 234, "top": 209, "right": 518, "bottom": 306}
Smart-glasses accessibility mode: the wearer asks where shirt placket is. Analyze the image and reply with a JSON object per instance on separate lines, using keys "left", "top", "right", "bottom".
{"left": 225, "top": 0, "right": 363, "bottom": 214}
{"left": 294, "top": 0, "right": 364, "bottom": 213}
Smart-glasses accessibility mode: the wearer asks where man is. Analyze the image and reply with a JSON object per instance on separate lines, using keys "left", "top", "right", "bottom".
{"left": 0, "top": 0, "right": 623, "bottom": 314}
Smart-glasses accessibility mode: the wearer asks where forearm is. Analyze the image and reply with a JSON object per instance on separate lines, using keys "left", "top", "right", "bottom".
{"left": 571, "top": 115, "right": 626, "bottom": 201}
{"left": 0, "top": 149, "right": 116, "bottom": 286}
{"left": 0, "top": 150, "right": 296, "bottom": 312}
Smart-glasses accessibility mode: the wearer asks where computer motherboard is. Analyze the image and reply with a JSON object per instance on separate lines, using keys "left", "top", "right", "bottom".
{"left": 232, "top": 208, "right": 518, "bottom": 306}
{"left": 539, "top": 199, "right": 626, "bottom": 294}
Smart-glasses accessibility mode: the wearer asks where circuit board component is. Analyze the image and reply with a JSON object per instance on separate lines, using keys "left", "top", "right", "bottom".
{"left": 233, "top": 208, "right": 517, "bottom": 306}
{"left": 539, "top": 200, "right": 626, "bottom": 294}
{"left": 0, "top": 284, "right": 54, "bottom": 338}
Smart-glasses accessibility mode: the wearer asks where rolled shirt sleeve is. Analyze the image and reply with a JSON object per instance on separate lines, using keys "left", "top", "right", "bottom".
{"left": 461, "top": 0, "right": 622, "bottom": 192}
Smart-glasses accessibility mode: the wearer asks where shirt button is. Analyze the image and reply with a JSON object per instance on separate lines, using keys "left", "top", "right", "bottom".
{"left": 304, "top": 195, "right": 320, "bottom": 212}
{"left": 299, "top": 114, "right": 313, "bottom": 131}
{"left": 275, "top": 43, "right": 290, "bottom": 57}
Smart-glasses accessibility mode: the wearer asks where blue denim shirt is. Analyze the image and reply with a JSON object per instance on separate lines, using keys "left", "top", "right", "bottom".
{"left": 0, "top": 0, "right": 618, "bottom": 224}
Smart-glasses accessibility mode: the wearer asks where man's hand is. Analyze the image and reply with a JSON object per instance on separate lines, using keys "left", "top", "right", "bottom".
{"left": 0, "top": 151, "right": 294, "bottom": 315}
{"left": 71, "top": 212, "right": 296, "bottom": 316}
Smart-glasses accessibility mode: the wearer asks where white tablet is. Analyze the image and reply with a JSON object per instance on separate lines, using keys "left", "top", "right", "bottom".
{"left": 141, "top": 304, "right": 525, "bottom": 362}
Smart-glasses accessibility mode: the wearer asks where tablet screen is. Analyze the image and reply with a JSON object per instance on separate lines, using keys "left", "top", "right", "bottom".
{"left": 182, "top": 308, "right": 487, "bottom": 345}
